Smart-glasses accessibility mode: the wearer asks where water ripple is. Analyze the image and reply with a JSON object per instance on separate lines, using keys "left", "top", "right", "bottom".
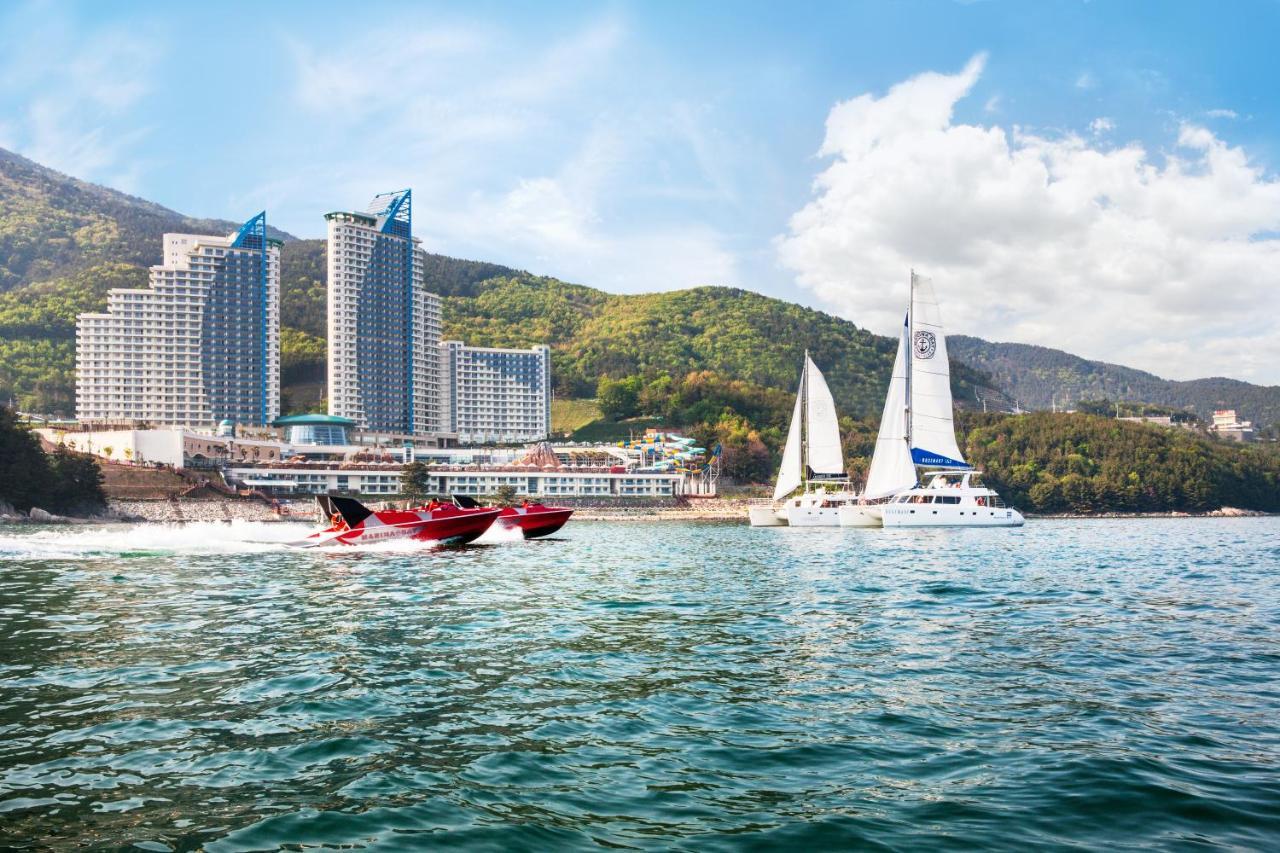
{"left": 0, "top": 518, "right": 1278, "bottom": 849}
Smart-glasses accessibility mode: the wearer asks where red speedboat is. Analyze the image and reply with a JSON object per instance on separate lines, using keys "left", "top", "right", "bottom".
{"left": 291, "top": 495, "right": 500, "bottom": 548}
{"left": 453, "top": 495, "right": 574, "bottom": 539}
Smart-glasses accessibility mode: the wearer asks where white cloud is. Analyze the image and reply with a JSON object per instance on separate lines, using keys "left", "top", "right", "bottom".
{"left": 1089, "top": 117, "right": 1114, "bottom": 135}
{"left": 419, "top": 121, "right": 739, "bottom": 292}
{"left": 1206, "top": 108, "right": 1238, "bottom": 119}
{"left": 777, "top": 54, "right": 1280, "bottom": 384}
{"left": 278, "top": 14, "right": 741, "bottom": 293}
{"left": 1075, "top": 71, "right": 1097, "bottom": 90}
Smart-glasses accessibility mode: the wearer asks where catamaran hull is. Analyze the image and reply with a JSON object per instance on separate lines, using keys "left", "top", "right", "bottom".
{"left": 837, "top": 505, "right": 883, "bottom": 527}
{"left": 881, "top": 505, "right": 1025, "bottom": 527}
{"left": 748, "top": 505, "right": 787, "bottom": 526}
{"left": 784, "top": 504, "right": 845, "bottom": 527}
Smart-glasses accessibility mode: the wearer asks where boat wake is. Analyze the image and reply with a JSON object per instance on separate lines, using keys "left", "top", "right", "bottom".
{"left": 0, "top": 520, "right": 321, "bottom": 560}
{"left": 476, "top": 521, "right": 526, "bottom": 544}
{"left": 0, "top": 511, "right": 537, "bottom": 560}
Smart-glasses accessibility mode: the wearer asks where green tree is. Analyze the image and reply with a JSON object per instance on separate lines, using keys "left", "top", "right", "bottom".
{"left": 597, "top": 376, "right": 642, "bottom": 420}
{"left": 0, "top": 407, "right": 50, "bottom": 512}
{"left": 400, "top": 461, "right": 433, "bottom": 501}
{"left": 0, "top": 408, "right": 105, "bottom": 515}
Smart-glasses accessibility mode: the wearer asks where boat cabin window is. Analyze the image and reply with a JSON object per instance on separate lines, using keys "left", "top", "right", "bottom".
{"left": 939, "top": 495, "right": 961, "bottom": 505}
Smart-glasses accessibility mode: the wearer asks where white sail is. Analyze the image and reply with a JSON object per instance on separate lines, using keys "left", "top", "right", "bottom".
{"left": 773, "top": 377, "right": 804, "bottom": 500}
{"left": 804, "top": 355, "right": 846, "bottom": 476}
{"left": 908, "top": 273, "right": 966, "bottom": 467}
{"left": 864, "top": 318, "right": 917, "bottom": 498}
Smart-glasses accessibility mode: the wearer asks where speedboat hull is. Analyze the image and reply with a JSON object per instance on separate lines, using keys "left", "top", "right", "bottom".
{"left": 294, "top": 496, "right": 501, "bottom": 547}
{"left": 498, "top": 505, "right": 574, "bottom": 538}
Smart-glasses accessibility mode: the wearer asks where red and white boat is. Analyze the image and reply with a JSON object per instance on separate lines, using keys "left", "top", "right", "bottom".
{"left": 291, "top": 495, "right": 501, "bottom": 548}
{"left": 453, "top": 495, "right": 574, "bottom": 539}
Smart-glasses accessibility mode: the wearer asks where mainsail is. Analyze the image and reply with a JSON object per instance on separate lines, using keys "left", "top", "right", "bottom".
{"left": 773, "top": 377, "right": 804, "bottom": 500}
{"left": 864, "top": 317, "right": 918, "bottom": 498}
{"left": 771, "top": 354, "right": 846, "bottom": 500}
{"left": 908, "top": 273, "right": 967, "bottom": 468}
{"left": 804, "top": 355, "right": 846, "bottom": 476}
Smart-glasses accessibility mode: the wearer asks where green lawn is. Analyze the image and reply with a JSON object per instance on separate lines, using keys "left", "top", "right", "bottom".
{"left": 551, "top": 398, "right": 602, "bottom": 436}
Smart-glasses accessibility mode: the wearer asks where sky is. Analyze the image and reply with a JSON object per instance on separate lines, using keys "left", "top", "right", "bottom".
{"left": 1, "top": 0, "right": 1278, "bottom": 384}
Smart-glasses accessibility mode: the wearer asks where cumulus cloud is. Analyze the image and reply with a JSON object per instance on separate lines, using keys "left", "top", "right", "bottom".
{"left": 777, "top": 54, "right": 1280, "bottom": 383}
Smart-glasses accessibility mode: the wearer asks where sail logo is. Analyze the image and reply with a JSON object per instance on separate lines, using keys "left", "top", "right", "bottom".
{"left": 913, "top": 330, "right": 937, "bottom": 360}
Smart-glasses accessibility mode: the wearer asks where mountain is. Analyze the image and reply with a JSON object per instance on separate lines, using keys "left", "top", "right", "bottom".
{"left": 0, "top": 148, "right": 292, "bottom": 292}
{"left": 0, "top": 145, "right": 1274, "bottom": 438}
{"left": 950, "top": 336, "right": 1280, "bottom": 429}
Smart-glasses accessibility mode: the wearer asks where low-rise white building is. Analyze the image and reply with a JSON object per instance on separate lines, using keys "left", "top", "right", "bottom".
{"left": 225, "top": 464, "right": 681, "bottom": 498}
{"left": 1211, "top": 409, "right": 1255, "bottom": 442}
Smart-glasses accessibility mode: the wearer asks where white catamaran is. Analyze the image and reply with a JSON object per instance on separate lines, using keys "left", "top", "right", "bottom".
{"left": 748, "top": 353, "right": 854, "bottom": 527}
{"left": 838, "top": 272, "right": 1025, "bottom": 528}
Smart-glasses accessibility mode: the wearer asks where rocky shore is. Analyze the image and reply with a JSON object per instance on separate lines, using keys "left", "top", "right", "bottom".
{"left": 3, "top": 496, "right": 1271, "bottom": 526}
{"left": 106, "top": 499, "right": 288, "bottom": 524}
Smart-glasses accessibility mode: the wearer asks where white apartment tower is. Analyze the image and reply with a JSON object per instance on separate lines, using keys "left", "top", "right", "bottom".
{"left": 440, "top": 342, "right": 551, "bottom": 444}
{"left": 326, "top": 190, "right": 442, "bottom": 434}
{"left": 75, "top": 213, "right": 280, "bottom": 427}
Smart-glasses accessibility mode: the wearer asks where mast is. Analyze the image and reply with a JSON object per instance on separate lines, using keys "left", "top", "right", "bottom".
{"left": 801, "top": 349, "right": 809, "bottom": 488}
{"left": 905, "top": 271, "right": 914, "bottom": 453}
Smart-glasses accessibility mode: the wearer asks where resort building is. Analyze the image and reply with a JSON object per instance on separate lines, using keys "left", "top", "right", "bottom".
{"left": 75, "top": 213, "right": 280, "bottom": 427}
{"left": 37, "top": 423, "right": 715, "bottom": 498}
{"left": 440, "top": 341, "right": 551, "bottom": 444}
{"left": 326, "top": 189, "right": 442, "bottom": 435}
{"left": 1211, "top": 409, "right": 1255, "bottom": 442}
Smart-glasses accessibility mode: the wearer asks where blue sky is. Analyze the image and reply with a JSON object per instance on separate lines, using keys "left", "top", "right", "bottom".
{"left": 2, "top": 1, "right": 1279, "bottom": 382}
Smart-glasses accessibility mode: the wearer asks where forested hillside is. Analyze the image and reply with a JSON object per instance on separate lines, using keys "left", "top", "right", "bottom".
{"left": 0, "top": 148, "right": 289, "bottom": 291}
{"left": 950, "top": 336, "right": 1280, "bottom": 430}
{"left": 2, "top": 144, "right": 1276, "bottom": 464}
{"left": 960, "top": 411, "right": 1280, "bottom": 514}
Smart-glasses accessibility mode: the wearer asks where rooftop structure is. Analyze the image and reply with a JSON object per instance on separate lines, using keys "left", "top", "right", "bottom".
{"left": 272, "top": 413, "right": 357, "bottom": 447}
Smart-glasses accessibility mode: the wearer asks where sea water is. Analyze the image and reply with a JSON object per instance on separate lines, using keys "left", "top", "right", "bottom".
{"left": 0, "top": 518, "right": 1278, "bottom": 849}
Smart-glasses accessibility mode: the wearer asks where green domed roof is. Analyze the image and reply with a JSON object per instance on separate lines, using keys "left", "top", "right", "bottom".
{"left": 271, "top": 414, "right": 357, "bottom": 427}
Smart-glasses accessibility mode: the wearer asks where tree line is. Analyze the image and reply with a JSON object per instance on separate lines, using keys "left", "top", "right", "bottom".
{"left": 0, "top": 407, "right": 106, "bottom": 516}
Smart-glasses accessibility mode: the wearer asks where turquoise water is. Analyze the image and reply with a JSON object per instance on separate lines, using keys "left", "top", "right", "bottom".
{"left": 1, "top": 518, "right": 1278, "bottom": 850}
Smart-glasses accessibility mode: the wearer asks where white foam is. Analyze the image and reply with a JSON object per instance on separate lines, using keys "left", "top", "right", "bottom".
{"left": 476, "top": 520, "right": 525, "bottom": 545}
{"left": 0, "top": 520, "right": 316, "bottom": 560}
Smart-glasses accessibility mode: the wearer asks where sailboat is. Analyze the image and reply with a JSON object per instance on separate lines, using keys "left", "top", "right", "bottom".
{"left": 838, "top": 272, "right": 1024, "bottom": 528}
{"left": 748, "top": 352, "right": 854, "bottom": 527}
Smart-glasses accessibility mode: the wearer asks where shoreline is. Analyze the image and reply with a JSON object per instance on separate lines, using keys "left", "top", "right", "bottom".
{"left": 1, "top": 496, "right": 1272, "bottom": 525}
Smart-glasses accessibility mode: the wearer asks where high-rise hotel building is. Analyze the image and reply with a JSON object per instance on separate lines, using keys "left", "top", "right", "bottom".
{"left": 440, "top": 342, "right": 551, "bottom": 444}
{"left": 76, "top": 213, "right": 281, "bottom": 427}
{"left": 326, "top": 190, "right": 442, "bottom": 434}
